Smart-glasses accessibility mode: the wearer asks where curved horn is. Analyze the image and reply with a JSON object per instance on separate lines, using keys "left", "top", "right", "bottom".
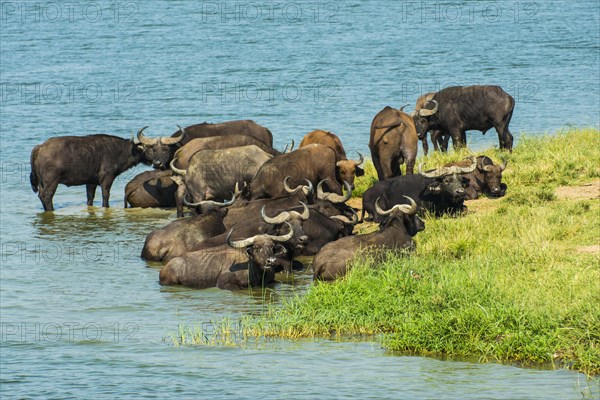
{"left": 227, "top": 222, "right": 294, "bottom": 249}
{"left": 261, "top": 206, "right": 290, "bottom": 225}
{"left": 160, "top": 125, "right": 187, "bottom": 145}
{"left": 266, "top": 221, "right": 294, "bottom": 243}
{"left": 169, "top": 158, "right": 187, "bottom": 176}
{"left": 482, "top": 165, "right": 494, "bottom": 172}
{"left": 137, "top": 126, "right": 157, "bottom": 145}
{"left": 302, "top": 179, "right": 313, "bottom": 197}
{"left": 227, "top": 228, "right": 256, "bottom": 249}
{"left": 290, "top": 201, "right": 310, "bottom": 221}
{"left": 399, "top": 103, "right": 409, "bottom": 111}
{"left": 500, "top": 159, "right": 507, "bottom": 171}
{"left": 184, "top": 192, "right": 236, "bottom": 208}
{"left": 287, "top": 139, "right": 295, "bottom": 153}
{"left": 375, "top": 196, "right": 418, "bottom": 216}
{"left": 354, "top": 152, "right": 364, "bottom": 167}
{"left": 375, "top": 197, "right": 392, "bottom": 216}
{"left": 316, "top": 180, "right": 352, "bottom": 203}
{"left": 284, "top": 176, "right": 300, "bottom": 194}
{"left": 419, "top": 100, "right": 438, "bottom": 117}
{"left": 454, "top": 161, "right": 477, "bottom": 174}
{"left": 418, "top": 163, "right": 448, "bottom": 178}
{"left": 330, "top": 208, "right": 359, "bottom": 225}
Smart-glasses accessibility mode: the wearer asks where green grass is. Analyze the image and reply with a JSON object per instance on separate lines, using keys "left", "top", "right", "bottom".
{"left": 177, "top": 128, "right": 600, "bottom": 375}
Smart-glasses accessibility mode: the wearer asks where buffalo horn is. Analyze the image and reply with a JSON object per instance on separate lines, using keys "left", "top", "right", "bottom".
{"left": 500, "top": 159, "right": 507, "bottom": 171}
{"left": 316, "top": 180, "right": 352, "bottom": 203}
{"left": 418, "top": 163, "right": 448, "bottom": 178}
{"left": 227, "top": 222, "right": 294, "bottom": 248}
{"left": 261, "top": 201, "right": 309, "bottom": 225}
{"left": 330, "top": 208, "right": 359, "bottom": 225}
{"left": 137, "top": 126, "right": 157, "bottom": 145}
{"left": 419, "top": 100, "right": 438, "bottom": 117}
{"left": 169, "top": 158, "right": 187, "bottom": 176}
{"left": 354, "top": 152, "right": 364, "bottom": 167}
{"left": 399, "top": 104, "right": 409, "bottom": 111}
{"left": 160, "top": 125, "right": 187, "bottom": 145}
{"left": 183, "top": 192, "right": 236, "bottom": 208}
{"left": 375, "top": 196, "right": 418, "bottom": 216}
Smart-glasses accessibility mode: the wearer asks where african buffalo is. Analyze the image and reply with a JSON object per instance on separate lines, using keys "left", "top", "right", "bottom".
{"left": 171, "top": 145, "right": 273, "bottom": 217}
{"left": 135, "top": 120, "right": 273, "bottom": 170}
{"left": 159, "top": 223, "right": 294, "bottom": 290}
{"left": 369, "top": 106, "right": 419, "bottom": 181}
{"left": 362, "top": 162, "right": 477, "bottom": 221}
{"left": 124, "top": 169, "right": 178, "bottom": 208}
{"left": 141, "top": 208, "right": 228, "bottom": 262}
{"left": 30, "top": 134, "right": 148, "bottom": 211}
{"left": 313, "top": 197, "right": 424, "bottom": 281}
{"left": 413, "top": 85, "right": 515, "bottom": 151}
{"left": 246, "top": 144, "right": 344, "bottom": 199}
{"left": 299, "top": 130, "right": 365, "bottom": 187}
{"left": 444, "top": 156, "right": 507, "bottom": 199}
{"left": 414, "top": 92, "right": 449, "bottom": 154}
{"left": 172, "top": 134, "right": 281, "bottom": 171}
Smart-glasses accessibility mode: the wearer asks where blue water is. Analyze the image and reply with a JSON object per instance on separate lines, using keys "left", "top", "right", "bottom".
{"left": 1, "top": 1, "right": 599, "bottom": 398}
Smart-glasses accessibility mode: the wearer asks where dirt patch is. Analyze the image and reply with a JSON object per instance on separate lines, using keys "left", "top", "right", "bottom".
{"left": 576, "top": 245, "right": 600, "bottom": 255}
{"left": 555, "top": 180, "right": 600, "bottom": 200}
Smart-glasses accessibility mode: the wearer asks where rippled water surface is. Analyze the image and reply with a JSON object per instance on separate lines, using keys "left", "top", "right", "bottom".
{"left": 1, "top": 1, "right": 599, "bottom": 398}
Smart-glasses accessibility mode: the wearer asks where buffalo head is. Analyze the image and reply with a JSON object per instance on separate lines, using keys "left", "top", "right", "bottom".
{"left": 137, "top": 126, "right": 186, "bottom": 169}
{"left": 413, "top": 99, "right": 439, "bottom": 139}
{"left": 419, "top": 161, "right": 475, "bottom": 203}
{"left": 478, "top": 157, "right": 507, "bottom": 197}
{"left": 335, "top": 152, "right": 365, "bottom": 190}
{"left": 261, "top": 202, "right": 310, "bottom": 251}
{"left": 375, "top": 196, "right": 424, "bottom": 236}
{"left": 227, "top": 222, "right": 294, "bottom": 272}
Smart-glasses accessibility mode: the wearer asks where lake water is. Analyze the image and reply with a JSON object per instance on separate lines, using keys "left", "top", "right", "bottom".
{"left": 1, "top": 1, "right": 599, "bottom": 398}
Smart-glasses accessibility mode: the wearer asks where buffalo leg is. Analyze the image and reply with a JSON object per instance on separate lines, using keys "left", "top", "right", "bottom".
{"left": 402, "top": 148, "right": 416, "bottom": 175}
{"left": 40, "top": 179, "right": 58, "bottom": 212}
{"left": 440, "top": 134, "right": 450, "bottom": 152}
{"left": 495, "top": 109, "right": 514, "bottom": 151}
{"left": 100, "top": 176, "right": 115, "bottom": 208}
{"left": 420, "top": 135, "right": 429, "bottom": 156}
{"left": 86, "top": 184, "right": 97, "bottom": 206}
{"left": 372, "top": 154, "right": 385, "bottom": 181}
{"left": 450, "top": 129, "right": 465, "bottom": 150}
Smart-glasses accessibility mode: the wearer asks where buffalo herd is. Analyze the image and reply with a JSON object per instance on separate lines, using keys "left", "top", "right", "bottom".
{"left": 30, "top": 85, "right": 511, "bottom": 288}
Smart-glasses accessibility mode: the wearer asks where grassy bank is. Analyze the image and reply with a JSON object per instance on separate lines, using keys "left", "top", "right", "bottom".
{"left": 179, "top": 128, "right": 600, "bottom": 375}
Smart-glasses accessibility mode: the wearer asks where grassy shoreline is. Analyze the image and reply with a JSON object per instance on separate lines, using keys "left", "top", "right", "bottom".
{"left": 179, "top": 128, "right": 600, "bottom": 375}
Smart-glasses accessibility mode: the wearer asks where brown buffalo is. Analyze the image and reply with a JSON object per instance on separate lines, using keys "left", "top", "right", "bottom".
{"left": 299, "top": 130, "right": 364, "bottom": 188}
{"left": 369, "top": 106, "right": 419, "bottom": 181}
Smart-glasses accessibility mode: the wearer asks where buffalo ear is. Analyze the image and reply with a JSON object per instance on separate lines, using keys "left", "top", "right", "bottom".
{"left": 462, "top": 177, "right": 470, "bottom": 187}
{"left": 355, "top": 167, "right": 365, "bottom": 177}
{"left": 245, "top": 247, "right": 253, "bottom": 257}
{"left": 136, "top": 144, "right": 145, "bottom": 152}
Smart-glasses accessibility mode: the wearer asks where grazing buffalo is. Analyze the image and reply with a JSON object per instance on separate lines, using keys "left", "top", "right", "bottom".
{"left": 246, "top": 144, "right": 344, "bottom": 199}
{"left": 414, "top": 92, "right": 449, "bottom": 154}
{"left": 444, "top": 156, "right": 507, "bottom": 199}
{"left": 30, "top": 134, "right": 147, "bottom": 211}
{"left": 362, "top": 162, "right": 477, "bottom": 221}
{"left": 141, "top": 208, "right": 228, "bottom": 262}
{"left": 172, "top": 134, "right": 281, "bottom": 171}
{"left": 171, "top": 145, "right": 273, "bottom": 217}
{"left": 135, "top": 120, "right": 273, "bottom": 170}
{"left": 124, "top": 169, "right": 178, "bottom": 208}
{"left": 369, "top": 106, "right": 419, "bottom": 181}
{"left": 313, "top": 197, "right": 424, "bottom": 281}
{"left": 413, "top": 85, "right": 515, "bottom": 151}
{"left": 299, "top": 130, "right": 365, "bottom": 187}
{"left": 159, "top": 223, "right": 294, "bottom": 290}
